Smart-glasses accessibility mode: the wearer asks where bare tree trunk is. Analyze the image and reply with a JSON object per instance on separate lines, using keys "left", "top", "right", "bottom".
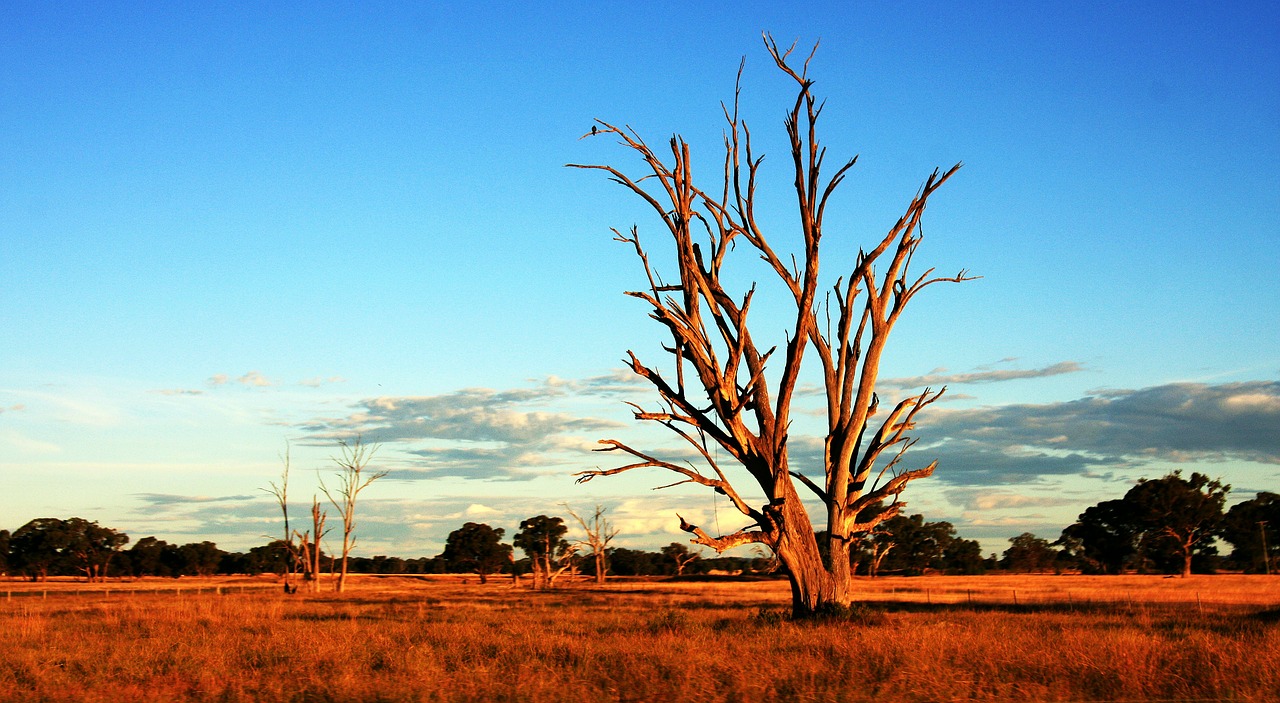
{"left": 772, "top": 489, "right": 841, "bottom": 612}
{"left": 310, "top": 500, "right": 327, "bottom": 592}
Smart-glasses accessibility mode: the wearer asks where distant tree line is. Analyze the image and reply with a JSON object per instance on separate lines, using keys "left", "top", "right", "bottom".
{"left": 4, "top": 472, "right": 1273, "bottom": 582}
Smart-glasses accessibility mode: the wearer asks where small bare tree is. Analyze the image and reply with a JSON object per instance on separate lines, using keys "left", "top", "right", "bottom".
{"left": 662, "top": 542, "right": 702, "bottom": 576}
{"left": 294, "top": 497, "right": 330, "bottom": 593}
{"left": 264, "top": 443, "right": 297, "bottom": 593}
{"left": 566, "top": 504, "right": 620, "bottom": 585}
{"left": 570, "top": 35, "right": 974, "bottom": 616}
{"left": 320, "top": 436, "right": 387, "bottom": 593}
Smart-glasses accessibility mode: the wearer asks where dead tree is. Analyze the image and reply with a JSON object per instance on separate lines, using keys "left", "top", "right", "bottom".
{"left": 264, "top": 443, "right": 297, "bottom": 593}
{"left": 294, "top": 497, "right": 330, "bottom": 593}
{"left": 662, "top": 542, "right": 702, "bottom": 576}
{"left": 567, "top": 504, "right": 620, "bottom": 585}
{"left": 546, "top": 545, "right": 579, "bottom": 588}
{"left": 320, "top": 436, "right": 387, "bottom": 593}
{"left": 569, "top": 34, "right": 974, "bottom": 617}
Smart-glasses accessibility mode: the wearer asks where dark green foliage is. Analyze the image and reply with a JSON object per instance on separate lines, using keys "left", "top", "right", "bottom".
{"left": 606, "top": 547, "right": 663, "bottom": 576}
{"left": 1001, "top": 533, "right": 1058, "bottom": 573}
{"left": 874, "top": 514, "right": 980, "bottom": 576}
{"left": 9, "top": 517, "right": 128, "bottom": 581}
{"left": 660, "top": 542, "right": 699, "bottom": 575}
{"left": 178, "top": 541, "right": 226, "bottom": 577}
{"left": 942, "top": 535, "right": 987, "bottom": 575}
{"left": 1060, "top": 499, "right": 1137, "bottom": 574}
{"left": 1061, "top": 471, "right": 1229, "bottom": 576}
{"left": 513, "top": 515, "right": 569, "bottom": 561}
{"left": 441, "top": 522, "right": 511, "bottom": 583}
{"left": 10, "top": 518, "right": 76, "bottom": 580}
{"left": 1222, "top": 492, "right": 1280, "bottom": 573}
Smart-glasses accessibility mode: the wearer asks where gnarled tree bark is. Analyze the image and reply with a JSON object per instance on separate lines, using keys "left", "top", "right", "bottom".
{"left": 570, "top": 34, "right": 974, "bottom": 617}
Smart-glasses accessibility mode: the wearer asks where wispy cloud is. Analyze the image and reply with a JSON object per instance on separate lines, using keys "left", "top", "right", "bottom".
{"left": 0, "top": 429, "right": 62, "bottom": 455}
{"left": 206, "top": 371, "right": 278, "bottom": 389}
{"left": 135, "top": 493, "right": 259, "bottom": 506}
{"left": 0, "top": 403, "right": 25, "bottom": 413}
{"left": 150, "top": 389, "right": 203, "bottom": 396}
{"left": 298, "top": 376, "right": 346, "bottom": 388}
{"left": 942, "top": 488, "right": 1078, "bottom": 511}
{"left": 237, "top": 371, "right": 275, "bottom": 388}
{"left": 881, "top": 361, "right": 1086, "bottom": 390}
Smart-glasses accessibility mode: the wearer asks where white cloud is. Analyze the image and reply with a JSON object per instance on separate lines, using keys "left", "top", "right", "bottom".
{"left": 943, "top": 488, "right": 1077, "bottom": 511}
{"left": 881, "top": 361, "right": 1086, "bottom": 390}
{"left": 298, "top": 376, "right": 346, "bottom": 388}
{"left": 0, "top": 429, "right": 62, "bottom": 455}
{"left": 237, "top": 371, "right": 275, "bottom": 388}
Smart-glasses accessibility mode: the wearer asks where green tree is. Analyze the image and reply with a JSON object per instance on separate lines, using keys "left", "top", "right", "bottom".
{"left": 63, "top": 518, "right": 129, "bottom": 581}
{"left": 1060, "top": 499, "right": 1140, "bottom": 574}
{"left": 1222, "top": 492, "right": 1280, "bottom": 574}
{"left": 876, "top": 514, "right": 960, "bottom": 576}
{"left": 127, "top": 536, "right": 172, "bottom": 577}
{"left": 442, "top": 522, "right": 512, "bottom": 584}
{"left": 1001, "top": 533, "right": 1057, "bottom": 573}
{"left": 606, "top": 547, "right": 662, "bottom": 576}
{"left": 1062, "top": 472, "right": 1229, "bottom": 576}
{"left": 178, "top": 541, "right": 226, "bottom": 577}
{"left": 1126, "top": 471, "right": 1228, "bottom": 577}
{"left": 244, "top": 540, "right": 293, "bottom": 576}
{"left": 514, "top": 515, "right": 573, "bottom": 589}
{"left": 0, "top": 529, "right": 10, "bottom": 576}
{"left": 10, "top": 518, "right": 75, "bottom": 581}
{"left": 942, "top": 536, "right": 986, "bottom": 575}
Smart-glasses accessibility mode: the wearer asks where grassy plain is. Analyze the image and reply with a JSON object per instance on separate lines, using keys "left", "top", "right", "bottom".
{"left": 1, "top": 574, "right": 1277, "bottom": 702}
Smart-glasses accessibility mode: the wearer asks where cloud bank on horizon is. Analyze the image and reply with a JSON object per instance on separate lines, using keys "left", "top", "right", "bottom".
{"left": 101, "top": 366, "right": 1280, "bottom": 554}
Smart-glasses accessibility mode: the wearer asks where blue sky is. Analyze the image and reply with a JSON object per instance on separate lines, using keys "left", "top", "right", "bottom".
{"left": 2, "top": 2, "right": 1277, "bottom": 558}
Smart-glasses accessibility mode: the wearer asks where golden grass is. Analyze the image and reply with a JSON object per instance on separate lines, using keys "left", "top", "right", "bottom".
{"left": 1, "top": 574, "right": 1277, "bottom": 702}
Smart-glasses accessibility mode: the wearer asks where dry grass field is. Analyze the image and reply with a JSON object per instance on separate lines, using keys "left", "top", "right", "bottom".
{"left": 2, "top": 574, "right": 1277, "bottom": 702}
